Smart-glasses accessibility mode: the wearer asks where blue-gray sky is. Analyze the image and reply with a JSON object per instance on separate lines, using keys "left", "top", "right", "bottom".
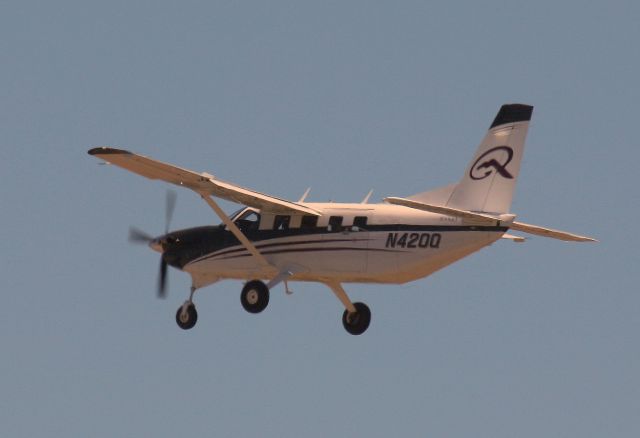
{"left": 1, "top": 1, "right": 637, "bottom": 437}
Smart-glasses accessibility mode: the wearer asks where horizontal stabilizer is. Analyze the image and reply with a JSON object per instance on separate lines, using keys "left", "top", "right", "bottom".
{"left": 384, "top": 197, "right": 597, "bottom": 243}
{"left": 384, "top": 197, "right": 506, "bottom": 225}
{"left": 509, "top": 221, "right": 597, "bottom": 242}
{"left": 502, "top": 233, "right": 526, "bottom": 243}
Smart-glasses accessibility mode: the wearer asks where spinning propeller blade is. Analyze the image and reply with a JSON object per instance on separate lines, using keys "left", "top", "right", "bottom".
{"left": 129, "top": 227, "right": 154, "bottom": 244}
{"left": 158, "top": 256, "right": 168, "bottom": 299}
{"left": 165, "top": 190, "right": 176, "bottom": 234}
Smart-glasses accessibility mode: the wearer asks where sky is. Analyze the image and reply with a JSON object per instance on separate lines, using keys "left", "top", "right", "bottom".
{"left": 1, "top": 1, "right": 638, "bottom": 436}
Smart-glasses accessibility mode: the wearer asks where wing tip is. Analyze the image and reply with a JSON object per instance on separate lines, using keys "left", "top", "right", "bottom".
{"left": 88, "top": 147, "right": 131, "bottom": 156}
{"left": 558, "top": 233, "right": 598, "bottom": 243}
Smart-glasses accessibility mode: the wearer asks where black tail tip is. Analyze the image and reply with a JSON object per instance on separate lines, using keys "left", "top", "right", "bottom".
{"left": 87, "top": 147, "right": 130, "bottom": 156}
{"left": 490, "top": 104, "right": 534, "bottom": 129}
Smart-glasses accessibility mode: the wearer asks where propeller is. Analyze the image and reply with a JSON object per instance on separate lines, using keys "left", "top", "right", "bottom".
{"left": 129, "top": 190, "right": 177, "bottom": 299}
{"left": 129, "top": 227, "right": 154, "bottom": 244}
{"left": 158, "top": 255, "right": 168, "bottom": 299}
{"left": 165, "top": 190, "right": 176, "bottom": 234}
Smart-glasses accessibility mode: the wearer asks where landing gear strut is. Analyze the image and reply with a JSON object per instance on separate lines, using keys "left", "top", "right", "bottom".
{"left": 241, "top": 280, "right": 270, "bottom": 313}
{"left": 326, "top": 282, "right": 372, "bottom": 335}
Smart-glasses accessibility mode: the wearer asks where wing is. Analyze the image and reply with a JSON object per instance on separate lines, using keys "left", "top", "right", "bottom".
{"left": 88, "top": 147, "right": 320, "bottom": 216}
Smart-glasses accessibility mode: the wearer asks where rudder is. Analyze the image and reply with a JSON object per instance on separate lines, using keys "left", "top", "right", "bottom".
{"left": 446, "top": 104, "right": 533, "bottom": 214}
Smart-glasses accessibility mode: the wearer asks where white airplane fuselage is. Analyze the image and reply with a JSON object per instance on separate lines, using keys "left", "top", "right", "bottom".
{"left": 176, "top": 203, "right": 506, "bottom": 289}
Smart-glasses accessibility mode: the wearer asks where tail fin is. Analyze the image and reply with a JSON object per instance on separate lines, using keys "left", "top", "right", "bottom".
{"left": 446, "top": 104, "right": 533, "bottom": 214}
{"left": 394, "top": 104, "right": 597, "bottom": 243}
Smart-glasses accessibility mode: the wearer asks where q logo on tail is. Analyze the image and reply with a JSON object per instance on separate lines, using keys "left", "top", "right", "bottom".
{"left": 470, "top": 146, "right": 514, "bottom": 180}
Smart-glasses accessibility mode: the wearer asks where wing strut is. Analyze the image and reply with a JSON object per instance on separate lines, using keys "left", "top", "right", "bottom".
{"left": 197, "top": 192, "right": 274, "bottom": 269}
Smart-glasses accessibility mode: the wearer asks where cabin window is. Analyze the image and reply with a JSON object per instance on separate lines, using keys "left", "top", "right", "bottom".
{"left": 328, "top": 216, "right": 343, "bottom": 232}
{"left": 301, "top": 215, "right": 318, "bottom": 229}
{"left": 274, "top": 215, "right": 291, "bottom": 230}
{"left": 353, "top": 216, "right": 368, "bottom": 229}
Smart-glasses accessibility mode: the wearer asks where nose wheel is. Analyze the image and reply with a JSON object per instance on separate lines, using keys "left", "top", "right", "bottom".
{"left": 175, "top": 302, "right": 198, "bottom": 330}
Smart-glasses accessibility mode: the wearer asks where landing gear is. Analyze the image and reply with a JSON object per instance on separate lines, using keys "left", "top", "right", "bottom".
{"left": 173, "top": 280, "right": 370, "bottom": 334}
{"left": 342, "top": 302, "right": 371, "bottom": 335}
{"left": 326, "top": 282, "right": 372, "bottom": 335}
{"left": 175, "top": 286, "right": 198, "bottom": 330}
{"left": 176, "top": 302, "right": 198, "bottom": 330}
{"left": 241, "top": 280, "right": 270, "bottom": 314}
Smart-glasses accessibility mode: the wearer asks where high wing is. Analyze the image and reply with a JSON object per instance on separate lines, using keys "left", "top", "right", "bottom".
{"left": 88, "top": 147, "right": 320, "bottom": 216}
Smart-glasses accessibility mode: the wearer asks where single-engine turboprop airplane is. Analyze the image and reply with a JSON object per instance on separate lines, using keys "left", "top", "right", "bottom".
{"left": 88, "top": 104, "right": 596, "bottom": 335}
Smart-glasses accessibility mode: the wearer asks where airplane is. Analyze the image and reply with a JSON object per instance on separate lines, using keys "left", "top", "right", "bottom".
{"left": 88, "top": 103, "right": 596, "bottom": 335}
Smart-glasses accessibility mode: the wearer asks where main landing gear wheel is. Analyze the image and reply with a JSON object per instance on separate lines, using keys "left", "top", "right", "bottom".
{"left": 342, "top": 302, "right": 371, "bottom": 335}
{"left": 241, "top": 280, "right": 270, "bottom": 314}
{"left": 175, "top": 303, "right": 198, "bottom": 330}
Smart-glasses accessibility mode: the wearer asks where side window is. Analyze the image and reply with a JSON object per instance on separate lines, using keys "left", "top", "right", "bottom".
{"left": 328, "top": 216, "right": 343, "bottom": 232}
{"left": 301, "top": 215, "right": 318, "bottom": 229}
{"left": 234, "top": 210, "right": 260, "bottom": 232}
{"left": 274, "top": 215, "right": 291, "bottom": 230}
{"left": 353, "top": 216, "right": 368, "bottom": 230}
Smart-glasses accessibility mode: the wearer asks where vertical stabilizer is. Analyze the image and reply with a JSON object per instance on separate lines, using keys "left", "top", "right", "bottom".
{"left": 446, "top": 104, "right": 533, "bottom": 214}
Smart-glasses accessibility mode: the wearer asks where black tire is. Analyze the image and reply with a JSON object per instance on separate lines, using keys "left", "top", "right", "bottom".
{"left": 342, "top": 302, "right": 371, "bottom": 335}
{"left": 241, "top": 280, "right": 270, "bottom": 314}
{"left": 175, "top": 303, "right": 198, "bottom": 330}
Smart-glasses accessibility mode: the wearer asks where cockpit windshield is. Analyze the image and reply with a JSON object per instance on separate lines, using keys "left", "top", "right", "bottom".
{"left": 228, "top": 207, "right": 247, "bottom": 222}
{"left": 225, "top": 207, "right": 261, "bottom": 232}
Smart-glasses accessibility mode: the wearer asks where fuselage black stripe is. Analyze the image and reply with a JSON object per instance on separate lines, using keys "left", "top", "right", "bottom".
{"left": 212, "top": 246, "right": 403, "bottom": 262}
{"left": 197, "top": 237, "right": 370, "bottom": 263}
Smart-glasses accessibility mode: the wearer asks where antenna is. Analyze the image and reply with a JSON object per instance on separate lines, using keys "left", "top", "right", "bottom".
{"left": 298, "top": 187, "right": 311, "bottom": 202}
{"left": 361, "top": 189, "right": 373, "bottom": 204}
